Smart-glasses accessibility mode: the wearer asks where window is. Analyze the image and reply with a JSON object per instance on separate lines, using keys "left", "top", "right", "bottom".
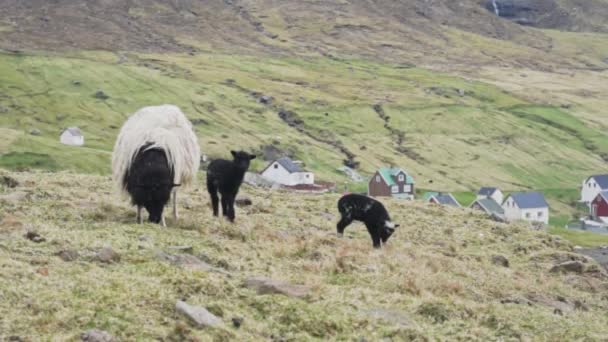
{"left": 391, "top": 185, "right": 399, "bottom": 193}
{"left": 398, "top": 174, "right": 404, "bottom": 182}
{"left": 525, "top": 212, "right": 531, "bottom": 219}
{"left": 306, "top": 174, "right": 309, "bottom": 178}
{"left": 274, "top": 164, "right": 278, "bottom": 169}
{"left": 403, "top": 185, "right": 411, "bottom": 193}
{"left": 538, "top": 211, "right": 543, "bottom": 218}
{"left": 376, "top": 175, "right": 380, "bottom": 182}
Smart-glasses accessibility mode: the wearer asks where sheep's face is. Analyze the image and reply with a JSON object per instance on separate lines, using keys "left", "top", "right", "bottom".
{"left": 381, "top": 220, "right": 399, "bottom": 243}
{"left": 231, "top": 150, "right": 256, "bottom": 170}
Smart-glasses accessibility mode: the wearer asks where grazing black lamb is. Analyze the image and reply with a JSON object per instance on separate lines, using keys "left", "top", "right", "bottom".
{"left": 336, "top": 193, "right": 399, "bottom": 248}
{"left": 206, "top": 150, "right": 256, "bottom": 222}
{"left": 125, "top": 146, "right": 177, "bottom": 225}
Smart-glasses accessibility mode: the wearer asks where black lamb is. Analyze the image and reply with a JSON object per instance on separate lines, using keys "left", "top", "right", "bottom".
{"left": 336, "top": 193, "right": 399, "bottom": 248}
{"left": 206, "top": 150, "right": 256, "bottom": 222}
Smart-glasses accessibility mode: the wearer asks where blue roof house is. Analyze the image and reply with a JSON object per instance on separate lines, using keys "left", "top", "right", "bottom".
{"left": 502, "top": 192, "right": 549, "bottom": 224}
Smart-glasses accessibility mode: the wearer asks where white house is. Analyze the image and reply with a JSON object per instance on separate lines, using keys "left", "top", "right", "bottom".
{"left": 476, "top": 187, "right": 503, "bottom": 205}
{"left": 502, "top": 192, "right": 549, "bottom": 225}
{"left": 60, "top": 127, "right": 84, "bottom": 146}
{"left": 581, "top": 174, "right": 608, "bottom": 204}
{"left": 260, "top": 157, "right": 314, "bottom": 186}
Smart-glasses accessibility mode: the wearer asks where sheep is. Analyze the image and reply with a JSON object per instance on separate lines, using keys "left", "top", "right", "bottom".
{"left": 112, "top": 105, "right": 201, "bottom": 226}
{"left": 206, "top": 150, "right": 256, "bottom": 222}
{"left": 336, "top": 193, "right": 399, "bottom": 248}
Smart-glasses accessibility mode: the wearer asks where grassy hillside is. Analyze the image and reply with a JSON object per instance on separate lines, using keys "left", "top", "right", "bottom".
{"left": 1, "top": 170, "right": 608, "bottom": 340}
{"left": 1, "top": 49, "right": 607, "bottom": 192}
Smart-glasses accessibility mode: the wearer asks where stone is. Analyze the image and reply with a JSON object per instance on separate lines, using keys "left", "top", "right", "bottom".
{"left": 258, "top": 95, "right": 273, "bottom": 104}
{"left": 364, "top": 308, "right": 412, "bottom": 327}
{"left": 30, "top": 128, "right": 41, "bottom": 136}
{"left": 36, "top": 267, "right": 49, "bottom": 276}
{"left": 176, "top": 300, "right": 222, "bottom": 328}
{"left": 243, "top": 276, "right": 311, "bottom": 299}
{"left": 95, "top": 247, "right": 121, "bottom": 263}
{"left": 168, "top": 245, "right": 193, "bottom": 253}
{"left": 93, "top": 90, "right": 110, "bottom": 100}
{"left": 72, "top": 80, "right": 82, "bottom": 86}
{"left": 157, "top": 252, "right": 231, "bottom": 276}
{"left": 25, "top": 231, "right": 46, "bottom": 243}
{"left": 80, "top": 329, "right": 117, "bottom": 342}
{"left": 232, "top": 316, "right": 244, "bottom": 328}
{"left": 491, "top": 254, "right": 510, "bottom": 268}
{"left": 56, "top": 249, "right": 79, "bottom": 262}
{"left": 550, "top": 261, "right": 585, "bottom": 274}
{"left": 235, "top": 196, "right": 252, "bottom": 207}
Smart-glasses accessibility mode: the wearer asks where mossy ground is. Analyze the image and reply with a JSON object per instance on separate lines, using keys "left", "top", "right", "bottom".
{"left": 1, "top": 170, "right": 607, "bottom": 340}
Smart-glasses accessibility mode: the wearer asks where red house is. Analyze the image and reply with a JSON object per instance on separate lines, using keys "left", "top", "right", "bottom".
{"left": 591, "top": 191, "right": 608, "bottom": 221}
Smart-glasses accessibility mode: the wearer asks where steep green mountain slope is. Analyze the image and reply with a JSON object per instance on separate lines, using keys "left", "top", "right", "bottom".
{"left": 1, "top": 49, "right": 607, "bottom": 191}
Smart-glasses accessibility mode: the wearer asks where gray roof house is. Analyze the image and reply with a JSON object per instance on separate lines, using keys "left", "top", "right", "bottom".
{"left": 260, "top": 157, "right": 314, "bottom": 186}
{"left": 470, "top": 198, "right": 505, "bottom": 217}
{"left": 478, "top": 187, "right": 499, "bottom": 197}
{"left": 429, "top": 193, "right": 461, "bottom": 207}
{"left": 502, "top": 191, "right": 549, "bottom": 224}
{"left": 508, "top": 192, "right": 549, "bottom": 209}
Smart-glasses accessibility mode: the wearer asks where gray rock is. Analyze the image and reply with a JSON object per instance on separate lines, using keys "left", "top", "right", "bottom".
{"left": 231, "top": 316, "right": 244, "bottom": 328}
{"left": 80, "top": 329, "right": 117, "bottom": 342}
{"left": 93, "top": 90, "right": 110, "bottom": 100}
{"left": 364, "top": 308, "right": 412, "bottom": 327}
{"left": 550, "top": 261, "right": 585, "bottom": 274}
{"left": 157, "top": 252, "right": 231, "bottom": 276}
{"left": 244, "top": 276, "right": 311, "bottom": 299}
{"left": 57, "top": 249, "right": 79, "bottom": 262}
{"left": 1, "top": 175, "right": 19, "bottom": 188}
{"left": 72, "top": 80, "right": 82, "bottom": 86}
{"left": 30, "top": 128, "right": 41, "bottom": 136}
{"left": 25, "top": 231, "right": 45, "bottom": 243}
{"left": 235, "top": 196, "right": 252, "bottom": 206}
{"left": 168, "top": 245, "right": 193, "bottom": 252}
{"left": 258, "top": 95, "right": 273, "bottom": 104}
{"left": 95, "top": 247, "right": 121, "bottom": 263}
{"left": 491, "top": 254, "right": 510, "bottom": 268}
{"left": 176, "top": 300, "right": 222, "bottom": 328}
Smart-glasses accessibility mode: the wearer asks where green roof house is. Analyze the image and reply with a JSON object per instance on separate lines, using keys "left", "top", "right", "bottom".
{"left": 368, "top": 167, "right": 415, "bottom": 199}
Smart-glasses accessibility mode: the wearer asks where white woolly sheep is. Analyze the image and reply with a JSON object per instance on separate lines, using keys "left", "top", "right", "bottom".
{"left": 111, "top": 104, "right": 201, "bottom": 226}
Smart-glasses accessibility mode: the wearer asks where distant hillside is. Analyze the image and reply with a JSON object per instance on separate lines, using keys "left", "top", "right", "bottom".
{"left": 1, "top": 0, "right": 608, "bottom": 69}
{"left": 0, "top": 0, "right": 607, "bottom": 192}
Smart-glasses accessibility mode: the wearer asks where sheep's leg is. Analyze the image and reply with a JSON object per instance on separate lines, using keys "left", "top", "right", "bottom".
{"left": 136, "top": 206, "right": 143, "bottom": 224}
{"left": 220, "top": 195, "right": 229, "bottom": 219}
{"left": 172, "top": 189, "right": 178, "bottom": 221}
{"left": 226, "top": 194, "right": 236, "bottom": 222}
{"left": 336, "top": 216, "right": 352, "bottom": 237}
{"left": 207, "top": 180, "right": 219, "bottom": 217}
{"left": 161, "top": 214, "right": 167, "bottom": 228}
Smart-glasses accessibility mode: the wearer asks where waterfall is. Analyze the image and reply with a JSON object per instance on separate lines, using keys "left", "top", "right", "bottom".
{"left": 491, "top": 0, "right": 500, "bottom": 16}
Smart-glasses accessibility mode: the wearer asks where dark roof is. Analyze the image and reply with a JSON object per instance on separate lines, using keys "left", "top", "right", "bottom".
{"left": 63, "top": 127, "right": 82, "bottom": 137}
{"left": 430, "top": 193, "right": 461, "bottom": 207}
{"left": 589, "top": 174, "right": 608, "bottom": 189}
{"left": 472, "top": 198, "right": 504, "bottom": 215}
{"left": 508, "top": 192, "right": 548, "bottom": 209}
{"left": 478, "top": 187, "right": 498, "bottom": 196}
{"left": 276, "top": 157, "right": 303, "bottom": 173}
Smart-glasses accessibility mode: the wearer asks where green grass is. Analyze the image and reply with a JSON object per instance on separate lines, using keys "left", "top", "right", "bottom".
{"left": 452, "top": 191, "right": 476, "bottom": 207}
{"left": 1, "top": 50, "right": 607, "bottom": 191}
{"left": 549, "top": 226, "right": 608, "bottom": 247}
{"left": 2, "top": 170, "right": 608, "bottom": 340}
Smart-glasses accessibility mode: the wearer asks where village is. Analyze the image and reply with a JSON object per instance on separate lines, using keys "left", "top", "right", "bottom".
{"left": 246, "top": 152, "right": 608, "bottom": 231}
{"left": 57, "top": 126, "right": 607, "bottom": 232}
